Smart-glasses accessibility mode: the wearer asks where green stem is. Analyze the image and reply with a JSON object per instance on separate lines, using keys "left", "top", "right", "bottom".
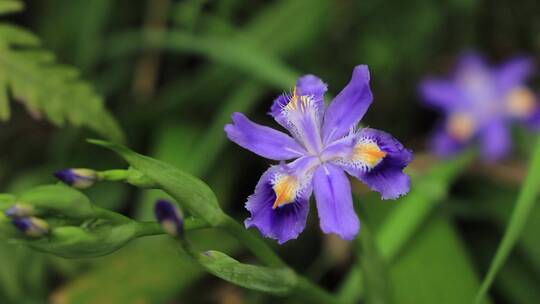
{"left": 97, "top": 169, "right": 130, "bottom": 181}
{"left": 219, "top": 214, "right": 285, "bottom": 267}
{"left": 92, "top": 206, "right": 131, "bottom": 223}
{"left": 97, "top": 169, "right": 156, "bottom": 188}
{"left": 135, "top": 221, "right": 164, "bottom": 237}
{"left": 135, "top": 217, "right": 210, "bottom": 237}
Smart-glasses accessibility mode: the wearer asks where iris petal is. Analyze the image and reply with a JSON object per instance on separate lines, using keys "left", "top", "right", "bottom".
{"left": 225, "top": 112, "right": 305, "bottom": 160}
{"left": 336, "top": 128, "right": 412, "bottom": 200}
{"left": 244, "top": 165, "right": 312, "bottom": 244}
{"left": 322, "top": 65, "right": 373, "bottom": 143}
{"left": 479, "top": 120, "right": 511, "bottom": 161}
{"left": 270, "top": 74, "right": 327, "bottom": 128}
{"left": 270, "top": 89, "right": 324, "bottom": 154}
{"left": 313, "top": 164, "right": 360, "bottom": 240}
{"left": 496, "top": 56, "right": 535, "bottom": 93}
{"left": 296, "top": 74, "right": 328, "bottom": 109}
{"left": 419, "top": 79, "right": 465, "bottom": 111}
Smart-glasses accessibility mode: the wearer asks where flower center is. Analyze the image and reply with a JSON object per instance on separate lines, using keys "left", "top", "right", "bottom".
{"left": 447, "top": 113, "right": 475, "bottom": 141}
{"left": 506, "top": 87, "right": 536, "bottom": 118}
{"left": 271, "top": 175, "right": 300, "bottom": 209}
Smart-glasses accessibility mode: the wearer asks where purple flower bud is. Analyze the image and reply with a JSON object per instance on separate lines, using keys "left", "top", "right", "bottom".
{"left": 5, "top": 203, "right": 34, "bottom": 218}
{"left": 154, "top": 200, "right": 183, "bottom": 238}
{"left": 12, "top": 217, "right": 49, "bottom": 237}
{"left": 54, "top": 168, "right": 98, "bottom": 189}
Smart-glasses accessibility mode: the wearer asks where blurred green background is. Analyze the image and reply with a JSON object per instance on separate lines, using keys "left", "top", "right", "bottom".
{"left": 1, "top": 0, "right": 540, "bottom": 303}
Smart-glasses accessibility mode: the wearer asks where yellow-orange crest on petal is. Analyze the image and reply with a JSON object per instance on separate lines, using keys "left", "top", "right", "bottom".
{"left": 284, "top": 87, "right": 312, "bottom": 113}
{"left": 353, "top": 141, "right": 387, "bottom": 168}
{"left": 272, "top": 175, "right": 299, "bottom": 209}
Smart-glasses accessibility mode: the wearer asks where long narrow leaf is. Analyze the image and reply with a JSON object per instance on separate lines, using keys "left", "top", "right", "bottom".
{"left": 475, "top": 135, "right": 540, "bottom": 303}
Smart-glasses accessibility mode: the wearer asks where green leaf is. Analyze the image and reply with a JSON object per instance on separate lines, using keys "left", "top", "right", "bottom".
{"left": 16, "top": 184, "right": 95, "bottom": 220}
{"left": 25, "top": 222, "right": 139, "bottom": 259}
{"left": 390, "top": 214, "right": 487, "bottom": 304}
{"left": 0, "top": 0, "right": 23, "bottom": 15}
{"left": 471, "top": 227, "right": 540, "bottom": 304}
{"left": 51, "top": 238, "right": 202, "bottom": 303}
{"left": 0, "top": 243, "right": 47, "bottom": 302}
{"left": 187, "top": 82, "right": 263, "bottom": 174}
{"left": 377, "top": 151, "right": 475, "bottom": 260}
{"left": 196, "top": 250, "right": 297, "bottom": 295}
{"left": 339, "top": 151, "right": 475, "bottom": 302}
{"left": 54, "top": 231, "right": 239, "bottom": 303}
{"left": 0, "top": 22, "right": 124, "bottom": 142}
{"left": 88, "top": 139, "right": 225, "bottom": 225}
{"left": 475, "top": 134, "right": 540, "bottom": 303}
{"left": 107, "top": 29, "right": 298, "bottom": 89}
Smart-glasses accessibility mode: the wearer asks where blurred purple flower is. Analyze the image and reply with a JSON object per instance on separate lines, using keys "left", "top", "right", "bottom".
{"left": 225, "top": 65, "right": 413, "bottom": 244}
{"left": 420, "top": 52, "right": 539, "bottom": 160}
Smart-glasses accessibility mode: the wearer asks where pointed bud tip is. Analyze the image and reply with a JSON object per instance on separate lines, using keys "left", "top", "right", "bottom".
{"left": 54, "top": 168, "right": 97, "bottom": 189}
{"left": 12, "top": 217, "right": 49, "bottom": 237}
{"left": 154, "top": 200, "right": 183, "bottom": 237}
{"left": 4, "top": 203, "right": 34, "bottom": 218}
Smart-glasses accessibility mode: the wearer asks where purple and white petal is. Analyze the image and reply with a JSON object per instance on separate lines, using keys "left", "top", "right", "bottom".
{"left": 337, "top": 128, "right": 412, "bottom": 200}
{"left": 297, "top": 74, "right": 328, "bottom": 104}
{"left": 245, "top": 158, "right": 318, "bottom": 244}
{"left": 322, "top": 65, "right": 373, "bottom": 143}
{"left": 479, "top": 120, "right": 511, "bottom": 161}
{"left": 313, "top": 164, "right": 360, "bottom": 240}
{"left": 269, "top": 91, "right": 325, "bottom": 154}
{"left": 225, "top": 112, "right": 305, "bottom": 160}
{"left": 270, "top": 94, "right": 293, "bottom": 128}
{"left": 270, "top": 74, "right": 327, "bottom": 128}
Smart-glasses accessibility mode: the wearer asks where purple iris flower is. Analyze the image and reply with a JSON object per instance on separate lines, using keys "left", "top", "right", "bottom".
{"left": 420, "top": 52, "right": 539, "bottom": 160}
{"left": 225, "top": 65, "right": 413, "bottom": 244}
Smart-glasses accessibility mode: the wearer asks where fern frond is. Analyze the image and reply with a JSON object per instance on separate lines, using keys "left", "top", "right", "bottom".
{"left": 0, "top": 1, "right": 124, "bottom": 142}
